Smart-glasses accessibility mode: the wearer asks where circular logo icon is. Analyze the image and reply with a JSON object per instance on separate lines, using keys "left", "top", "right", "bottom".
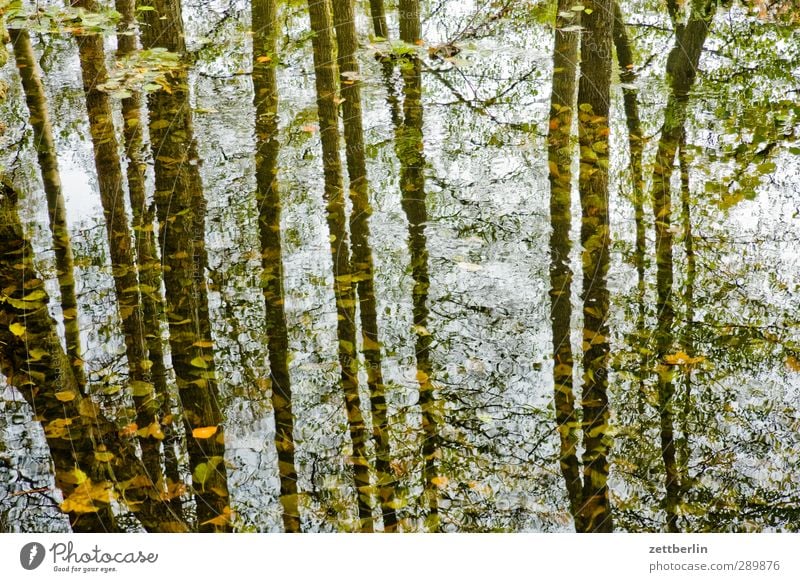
{"left": 20, "top": 542, "right": 46, "bottom": 570}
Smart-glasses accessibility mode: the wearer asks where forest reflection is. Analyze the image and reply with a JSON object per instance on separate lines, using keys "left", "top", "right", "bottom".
{"left": 1, "top": 0, "right": 799, "bottom": 533}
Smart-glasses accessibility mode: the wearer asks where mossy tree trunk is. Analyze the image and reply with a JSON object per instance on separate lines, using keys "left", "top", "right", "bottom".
{"left": 137, "top": 0, "right": 230, "bottom": 532}
{"left": 575, "top": 0, "right": 614, "bottom": 534}
{"left": 650, "top": 2, "right": 714, "bottom": 533}
{"left": 398, "top": 0, "right": 441, "bottom": 533}
{"left": 546, "top": 0, "right": 582, "bottom": 529}
{"left": 70, "top": 0, "right": 174, "bottom": 532}
{"left": 0, "top": 181, "right": 150, "bottom": 533}
{"left": 252, "top": 0, "right": 301, "bottom": 533}
{"left": 114, "top": 0, "right": 184, "bottom": 525}
{"left": 306, "top": 0, "right": 373, "bottom": 532}
{"left": 331, "top": 0, "right": 397, "bottom": 532}
{"left": 8, "top": 27, "right": 87, "bottom": 394}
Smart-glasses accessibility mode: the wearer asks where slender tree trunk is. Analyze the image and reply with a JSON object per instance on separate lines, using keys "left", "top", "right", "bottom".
{"left": 547, "top": 0, "right": 582, "bottom": 529}
{"left": 331, "top": 0, "right": 398, "bottom": 532}
{"left": 137, "top": 0, "right": 230, "bottom": 532}
{"left": 70, "top": 0, "right": 174, "bottom": 532}
{"left": 368, "top": 0, "right": 389, "bottom": 39}
{"left": 114, "top": 0, "right": 184, "bottom": 525}
{"left": 8, "top": 27, "right": 87, "bottom": 393}
{"left": 0, "top": 181, "right": 126, "bottom": 532}
{"left": 576, "top": 0, "right": 614, "bottom": 533}
{"left": 612, "top": 2, "right": 645, "bottom": 296}
{"left": 677, "top": 130, "right": 695, "bottom": 519}
{"left": 651, "top": 3, "right": 713, "bottom": 533}
{"left": 612, "top": 3, "right": 651, "bottom": 420}
{"left": 1, "top": 38, "right": 168, "bottom": 528}
{"left": 398, "top": 0, "right": 441, "bottom": 533}
{"left": 252, "top": 0, "right": 301, "bottom": 533}
{"left": 306, "top": 0, "right": 373, "bottom": 532}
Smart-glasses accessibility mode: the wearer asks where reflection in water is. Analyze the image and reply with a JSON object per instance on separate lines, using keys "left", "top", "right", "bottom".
{"left": 252, "top": 0, "right": 300, "bottom": 533}
{"left": 1, "top": 0, "right": 800, "bottom": 533}
{"left": 139, "top": 0, "right": 229, "bottom": 532}
{"left": 8, "top": 27, "right": 87, "bottom": 392}
{"left": 115, "top": 0, "right": 183, "bottom": 526}
{"left": 575, "top": 0, "right": 614, "bottom": 533}
{"left": 331, "top": 0, "right": 397, "bottom": 531}
{"left": 397, "top": 0, "right": 442, "bottom": 533}
{"left": 306, "top": 0, "right": 372, "bottom": 532}
{"left": 547, "top": 0, "right": 581, "bottom": 527}
{"left": 650, "top": 3, "right": 713, "bottom": 533}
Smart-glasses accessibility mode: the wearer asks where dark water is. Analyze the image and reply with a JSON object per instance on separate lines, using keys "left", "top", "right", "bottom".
{"left": 0, "top": 0, "right": 799, "bottom": 532}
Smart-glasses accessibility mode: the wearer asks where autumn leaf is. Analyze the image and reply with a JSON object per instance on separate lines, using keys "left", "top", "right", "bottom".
{"left": 431, "top": 476, "right": 449, "bottom": 488}
{"left": 190, "top": 356, "right": 209, "bottom": 369}
{"left": 95, "top": 449, "right": 115, "bottom": 463}
{"left": 119, "top": 423, "right": 138, "bottom": 438}
{"left": 192, "top": 426, "right": 218, "bottom": 439}
{"left": 137, "top": 422, "right": 165, "bottom": 440}
{"left": 55, "top": 391, "right": 77, "bottom": 402}
{"left": 9, "top": 322, "right": 26, "bottom": 337}
{"left": 664, "top": 351, "right": 706, "bottom": 366}
{"left": 201, "top": 506, "right": 232, "bottom": 527}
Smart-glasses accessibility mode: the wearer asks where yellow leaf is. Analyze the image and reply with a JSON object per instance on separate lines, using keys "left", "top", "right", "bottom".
{"left": 416, "top": 370, "right": 430, "bottom": 384}
{"left": 190, "top": 356, "right": 209, "bottom": 369}
{"left": 431, "top": 476, "right": 449, "bottom": 488}
{"left": 55, "top": 391, "right": 77, "bottom": 402}
{"left": 95, "top": 451, "right": 115, "bottom": 462}
{"left": 119, "top": 423, "right": 138, "bottom": 438}
{"left": 138, "top": 422, "right": 165, "bottom": 440}
{"left": 9, "top": 322, "right": 26, "bottom": 337}
{"left": 192, "top": 426, "right": 218, "bottom": 439}
{"left": 256, "top": 55, "right": 272, "bottom": 63}
{"left": 21, "top": 290, "right": 47, "bottom": 301}
{"left": 201, "top": 506, "right": 232, "bottom": 527}
{"left": 27, "top": 347, "right": 49, "bottom": 361}
{"left": 192, "top": 340, "right": 214, "bottom": 348}
{"left": 664, "top": 351, "right": 705, "bottom": 366}
{"left": 786, "top": 355, "right": 800, "bottom": 372}
{"left": 412, "top": 325, "right": 431, "bottom": 337}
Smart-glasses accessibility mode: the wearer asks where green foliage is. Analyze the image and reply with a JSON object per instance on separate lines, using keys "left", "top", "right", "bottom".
{"left": 5, "top": 2, "right": 121, "bottom": 36}
{"left": 98, "top": 48, "right": 183, "bottom": 99}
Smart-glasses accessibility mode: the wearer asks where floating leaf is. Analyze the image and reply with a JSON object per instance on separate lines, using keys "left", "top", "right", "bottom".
{"left": 21, "top": 290, "right": 47, "bottom": 301}
{"left": 664, "top": 351, "right": 705, "bottom": 366}
{"left": 55, "top": 391, "right": 77, "bottom": 402}
{"left": 130, "top": 380, "right": 154, "bottom": 397}
{"left": 190, "top": 356, "right": 209, "bottom": 369}
{"left": 9, "top": 322, "right": 26, "bottom": 337}
{"left": 137, "top": 422, "right": 165, "bottom": 440}
{"left": 119, "top": 422, "right": 139, "bottom": 438}
{"left": 201, "top": 506, "right": 232, "bottom": 527}
{"left": 94, "top": 449, "right": 114, "bottom": 463}
{"left": 192, "top": 426, "right": 218, "bottom": 439}
{"left": 431, "top": 476, "right": 449, "bottom": 488}
{"left": 193, "top": 462, "right": 212, "bottom": 486}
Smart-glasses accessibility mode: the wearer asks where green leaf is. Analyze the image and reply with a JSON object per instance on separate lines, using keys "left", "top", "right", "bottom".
{"left": 190, "top": 356, "right": 209, "bottom": 369}
{"left": 130, "top": 380, "right": 154, "bottom": 397}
